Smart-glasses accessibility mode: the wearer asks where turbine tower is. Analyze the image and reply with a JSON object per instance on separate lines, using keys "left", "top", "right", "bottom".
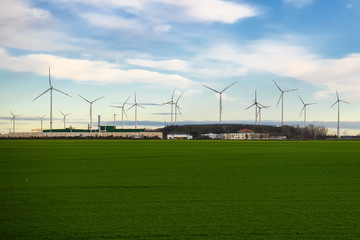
{"left": 36, "top": 114, "right": 46, "bottom": 131}
{"left": 330, "top": 90, "right": 349, "bottom": 138}
{"left": 299, "top": 95, "right": 317, "bottom": 127}
{"left": 10, "top": 111, "right": 20, "bottom": 133}
{"left": 110, "top": 96, "right": 130, "bottom": 129}
{"left": 273, "top": 80, "right": 298, "bottom": 126}
{"left": 33, "top": 66, "right": 71, "bottom": 132}
{"left": 174, "top": 92, "right": 183, "bottom": 125}
{"left": 79, "top": 95, "right": 105, "bottom": 131}
{"left": 128, "top": 93, "right": 145, "bottom": 129}
{"left": 60, "top": 111, "right": 71, "bottom": 129}
{"left": 203, "top": 81, "right": 237, "bottom": 124}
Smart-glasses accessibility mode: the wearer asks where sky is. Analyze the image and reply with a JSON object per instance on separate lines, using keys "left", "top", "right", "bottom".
{"left": 1, "top": 0, "right": 360, "bottom": 135}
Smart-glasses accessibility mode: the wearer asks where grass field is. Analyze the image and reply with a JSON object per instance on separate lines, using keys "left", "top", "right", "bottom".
{"left": 1, "top": 140, "right": 360, "bottom": 239}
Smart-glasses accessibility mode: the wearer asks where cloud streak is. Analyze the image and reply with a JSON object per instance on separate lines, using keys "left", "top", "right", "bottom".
{"left": 0, "top": 48, "right": 196, "bottom": 89}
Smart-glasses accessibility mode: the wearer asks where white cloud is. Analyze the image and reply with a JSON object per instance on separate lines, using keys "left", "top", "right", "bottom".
{"left": 193, "top": 39, "right": 360, "bottom": 100}
{"left": 283, "top": 0, "right": 314, "bottom": 8}
{"left": 157, "top": 0, "right": 259, "bottom": 24}
{"left": 0, "top": 48, "right": 196, "bottom": 89}
{"left": 79, "top": 13, "right": 144, "bottom": 32}
{"left": 57, "top": 0, "right": 259, "bottom": 24}
{"left": 126, "top": 58, "right": 190, "bottom": 72}
{"left": 0, "top": 0, "right": 80, "bottom": 51}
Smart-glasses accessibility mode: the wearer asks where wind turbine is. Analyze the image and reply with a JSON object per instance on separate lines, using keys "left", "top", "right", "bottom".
{"left": 162, "top": 90, "right": 175, "bottom": 125}
{"left": 330, "top": 90, "right": 349, "bottom": 138}
{"left": 60, "top": 111, "right": 71, "bottom": 129}
{"left": 257, "top": 105, "right": 270, "bottom": 126}
{"left": 10, "top": 111, "right": 20, "bottom": 133}
{"left": 112, "top": 113, "right": 118, "bottom": 127}
{"left": 273, "top": 80, "right": 298, "bottom": 126}
{"left": 245, "top": 90, "right": 262, "bottom": 125}
{"left": 128, "top": 93, "right": 145, "bottom": 129}
{"left": 299, "top": 95, "right": 317, "bottom": 127}
{"left": 36, "top": 114, "right": 46, "bottom": 131}
{"left": 110, "top": 96, "right": 130, "bottom": 129}
{"left": 33, "top": 66, "right": 71, "bottom": 132}
{"left": 79, "top": 95, "right": 105, "bottom": 130}
{"left": 203, "top": 81, "right": 237, "bottom": 124}
{"left": 174, "top": 92, "right": 183, "bottom": 125}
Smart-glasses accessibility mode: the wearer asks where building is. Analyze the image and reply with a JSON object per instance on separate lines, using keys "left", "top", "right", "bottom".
{"left": 221, "top": 129, "right": 270, "bottom": 140}
{"left": 201, "top": 133, "right": 222, "bottom": 139}
{"left": 167, "top": 134, "right": 193, "bottom": 140}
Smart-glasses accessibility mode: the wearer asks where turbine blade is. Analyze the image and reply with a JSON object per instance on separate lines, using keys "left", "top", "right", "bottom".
{"left": 171, "top": 89, "right": 175, "bottom": 101}
{"left": 60, "top": 111, "right": 65, "bottom": 116}
{"left": 340, "top": 100, "right": 350, "bottom": 104}
{"left": 245, "top": 103, "right": 255, "bottom": 110}
{"left": 33, "top": 88, "right": 50, "bottom": 101}
{"left": 10, "top": 110, "right": 14, "bottom": 116}
{"left": 48, "top": 66, "right": 52, "bottom": 87}
{"left": 123, "top": 108, "right": 128, "bottom": 119}
{"left": 299, "top": 106, "right": 305, "bottom": 117}
{"left": 127, "top": 104, "right": 136, "bottom": 111}
{"left": 176, "top": 92, "right": 183, "bottom": 103}
{"left": 110, "top": 105, "right": 122, "bottom": 108}
{"left": 221, "top": 81, "right": 237, "bottom": 93}
{"left": 273, "top": 80, "right": 282, "bottom": 92}
{"left": 203, "top": 84, "right": 220, "bottom": 93}
{"left": 53, "top": 88, "right": 71, "bottom": 97}
{"left": 284, "top": 88, "right": 299, "bottom": 92}
{"left": 79, "top": 95, "right": 91, "bottom": 103}
{"left": 276, "top": 94, "right": 282, "bottom": 107}
{"left": 336, "top": 90, "right": 339, "bottom": 100}
{"left": 138, "top": 104, "right": 146, "bottom": 109}
{"left": 298, "top": 95, "right": 305, "bottom": 105}
{"left": 330, "top": 101, "right": 338, "bottom": 108}
{"left": 177, "top": 107, "right": 182, "bottom": 116}
{"left": 92, "top": 96, "right": 105, "bottom": 103}
{"left": 123, "top": 96, "right": 130, "bottom": 106}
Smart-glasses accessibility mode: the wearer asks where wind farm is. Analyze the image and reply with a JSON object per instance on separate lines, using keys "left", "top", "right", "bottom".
{"left": 1, "top": 1, "right": 360, "bottom": 240}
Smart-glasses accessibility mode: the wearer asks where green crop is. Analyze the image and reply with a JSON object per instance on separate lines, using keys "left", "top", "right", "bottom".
{"left": 1, "top": 140, "right": 359, "bottom": 239}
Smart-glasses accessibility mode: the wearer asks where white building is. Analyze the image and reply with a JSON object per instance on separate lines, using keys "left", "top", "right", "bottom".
{"left": 167, "top": 134, "right": 193, "bottom": 140}
{"left": 201, "top": 133, "right": 222, "bottom": 139}
{"left": 221, "top": 129, "right": 270, "bottom": 140}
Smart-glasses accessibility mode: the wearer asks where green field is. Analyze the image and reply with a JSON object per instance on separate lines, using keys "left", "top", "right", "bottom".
{"left": 1, "top": 140, "right": 360, "bottom": 239}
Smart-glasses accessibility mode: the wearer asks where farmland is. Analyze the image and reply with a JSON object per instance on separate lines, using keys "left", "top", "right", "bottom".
{"left": 1, "top": 140, "right": 360, "bottom": 239}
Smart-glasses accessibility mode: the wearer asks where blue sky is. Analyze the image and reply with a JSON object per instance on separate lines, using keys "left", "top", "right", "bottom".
{"left": 1, "top": 0, "right": 360, "bottom": 134}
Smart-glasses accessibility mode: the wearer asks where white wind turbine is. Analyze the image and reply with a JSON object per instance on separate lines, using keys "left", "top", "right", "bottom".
{"left": 36, "top": 114, "right": 46, "bottom": 131}
{"left": 162, "top": 90, "right": 175, "bottom": 125}
{"left": 257, "top": 105, "right": 270, "bottom": 126}
{"left": 174, "top": 92, "right": 183, "bottom": 125}
{"left": 60, "top": 111, "right": 71, "bottom": 129}
{"left": 273, "top": 80, "right": 298, "bottom": 126}
{"left": 33, "top": 66, "right": 71, "bottom": 132}
{"left": 299, "top": 95, "right": 317, "bottom": 127}
{"left": 110, "top": 96, "right": 130, "bottom": 129}
{"left": 245, "top": 90, "right": 263, "bottom": 125}
{"left": 203, "top": 81, "right": 237, "bottom": 124}
{"left": 79, "top": 95, "right": 105, "bottom": 130}
{"left": 10, "top": 111, "right": 20, "bottom": 133}
{"left": 330, "top": 90, "right": 349, "bottom": 138}
{"left": 112, "top": 113, "right": 118, "bottom": 127}
{"left": 128, "top": 93, "right": 145, "bottom": 129}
